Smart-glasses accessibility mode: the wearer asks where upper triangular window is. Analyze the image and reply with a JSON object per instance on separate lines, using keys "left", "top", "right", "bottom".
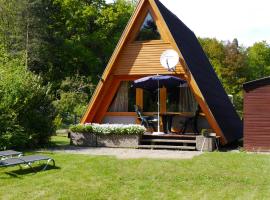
{"left": 135, "top": 12, "right": 161, "bottom": 41}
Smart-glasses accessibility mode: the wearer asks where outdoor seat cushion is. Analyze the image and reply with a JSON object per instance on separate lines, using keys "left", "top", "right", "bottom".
{"left": 0, "top": 150, "right": 22, "bottom": 158}
{"left": 0, "top": 155, "right": 54, "bottom": 167}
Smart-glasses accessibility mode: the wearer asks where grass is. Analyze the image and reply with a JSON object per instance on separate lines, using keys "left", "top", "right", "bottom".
{"left": 0, "top": 151, "right": 270, "bottom": 200}
{"left": 49, "top": 134, "right": 70, "bottom": 147}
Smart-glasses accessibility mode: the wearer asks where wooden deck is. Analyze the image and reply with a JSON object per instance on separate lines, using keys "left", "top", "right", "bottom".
{"left": 139, "top": 133, "right": 198, "bottom": 150}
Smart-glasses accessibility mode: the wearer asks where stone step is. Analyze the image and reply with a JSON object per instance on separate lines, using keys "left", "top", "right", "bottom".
{"left": 138, "top": 145, "right": 196, "bottom": 150}
{"left": 140, "top": 139, "right": 196, "bottom": 144}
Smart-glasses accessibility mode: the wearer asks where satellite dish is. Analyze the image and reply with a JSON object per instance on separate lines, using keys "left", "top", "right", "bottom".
{"left": 160, "top": 49, "right": 179, "bottom": 71}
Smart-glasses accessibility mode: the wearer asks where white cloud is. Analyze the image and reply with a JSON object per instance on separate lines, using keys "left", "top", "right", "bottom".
{"left": 106, "top": 0, "right": 270, "bottom": 46}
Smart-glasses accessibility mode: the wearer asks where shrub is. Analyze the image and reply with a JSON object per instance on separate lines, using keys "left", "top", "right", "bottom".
{"left": 0, "top": 48, "right": 56, "bottom": 150}
{"left": 70, "top": 124, "right": 93, "bottom": 133}
{"left": 69, "top": 124, "right": 146, "bottom": 136}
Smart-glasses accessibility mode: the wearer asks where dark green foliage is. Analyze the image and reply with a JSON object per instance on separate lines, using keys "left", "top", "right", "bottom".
{"left": 1, "top": 0, "right": 136, "bottom": 130}
{"left": 39, "top": 0, "right": 135, "bottom": 86}
{"left": 247, "top": 41, "right": 270, "bottom": 80}
{"left": 53, "top": 76, "right": 95, "bottom": 127}
{"left": 70, "top": 124, "right": 93, "bottom": 133}
{"left": 0, "top": 46, "right": 56, "bottom": 149}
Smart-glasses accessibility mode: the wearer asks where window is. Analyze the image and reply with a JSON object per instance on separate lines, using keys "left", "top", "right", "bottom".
{"left": 166, "top": 86, "right": 197, "bottom": 112}
{"left": 143, "top": 89, "right": 158, "bottom": 112}
{"left": 135, "top": 12, "right": 161, "bottom": 41}
{"left": 108, "top": 81, "right": 136, "bottom": 112}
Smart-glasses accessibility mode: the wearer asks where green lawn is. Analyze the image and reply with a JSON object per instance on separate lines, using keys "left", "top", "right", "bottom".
{"left": 0, "top": 151, "right": 270, "bottom": 200}
{"left": 49, "top": 134, "right": 70, "bottom": 147}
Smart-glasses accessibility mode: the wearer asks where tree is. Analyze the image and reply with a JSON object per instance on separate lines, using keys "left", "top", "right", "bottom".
{"left": 199, "top": 37, "right": 226, "bottom": 79}
{"left": 222, "top": 39, "right": 247, "bottom": 113}
{"left": 53, "top": 76, "right": 95, "bottom": 127}
{"left": 199, "top": 38, "right": 249, "bottom": 115}
{"left": 0, "top": 46, "right": 56, "bottom": 149}
{"left": 0, "top": 0, "right": 49, "bottom": 69}
{"left": 247, "top": 41, "right": 270, "bottom": 80}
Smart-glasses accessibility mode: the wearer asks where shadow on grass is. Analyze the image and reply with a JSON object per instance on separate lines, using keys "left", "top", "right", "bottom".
{"left": 219, "top": 139, "right": 243, "bottom": 152}
{"left": 3, "top": 164, "right": 60, "bottom": 178}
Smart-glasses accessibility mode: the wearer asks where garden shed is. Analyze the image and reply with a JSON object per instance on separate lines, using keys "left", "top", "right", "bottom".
{"left": 243, "top": 77, "right": 270, "bottom": 151}
{"left": 81, "top": 0, "right": 243, "bottom": 145}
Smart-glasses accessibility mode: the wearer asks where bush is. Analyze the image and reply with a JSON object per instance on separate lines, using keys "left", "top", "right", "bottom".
{"left": 0, "top": 48, "right": 56, "bottom": 150}
{"left": 70, "top": 124, "right": 146, "bottom": 136}
{"left": 53, "top": 76, "right": 95, "bottom": 128}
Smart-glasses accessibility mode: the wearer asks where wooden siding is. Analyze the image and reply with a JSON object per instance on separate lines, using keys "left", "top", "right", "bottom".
{"left": 113, "top": 41, "right": 184, "bottom": 75}
{"left": 244, "top": 85, "right": 270, "bottom": 151}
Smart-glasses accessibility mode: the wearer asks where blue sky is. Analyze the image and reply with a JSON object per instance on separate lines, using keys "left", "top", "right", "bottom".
{"left": 106, "top": 0, "right": 270, "bottom": 47}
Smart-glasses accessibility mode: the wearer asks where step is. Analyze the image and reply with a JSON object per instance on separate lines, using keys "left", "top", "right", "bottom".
{"left": 140, "top": 139, "right": 196, "bottom": 144}
{"left": 143, "top": 134, "right": 197, "bottom": 139}
{"left": 138, "top": 145, "right": 196, "bottom": 150}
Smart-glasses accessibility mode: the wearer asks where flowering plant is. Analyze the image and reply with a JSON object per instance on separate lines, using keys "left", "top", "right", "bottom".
{"left": 70, "top": 123, "right": 146, "bottom": 135}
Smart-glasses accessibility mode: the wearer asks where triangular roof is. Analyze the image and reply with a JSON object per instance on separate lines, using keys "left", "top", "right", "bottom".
{"left": 81, "top": 0, "right": 243, "bottom": 144}
{"left": 155, "top": 0, "right": 243, "bottom": 143}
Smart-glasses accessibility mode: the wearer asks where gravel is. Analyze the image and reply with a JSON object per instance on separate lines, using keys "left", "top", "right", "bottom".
{"left": 48, "top": 147, "right": 203, "bottom": 160}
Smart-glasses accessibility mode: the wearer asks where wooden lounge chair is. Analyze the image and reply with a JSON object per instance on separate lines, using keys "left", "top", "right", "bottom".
{"left": 0, "top": 150, "right": 23, "bottom": 160}
{"left": 0, "top": 155, "right": 55, "bottom": 172}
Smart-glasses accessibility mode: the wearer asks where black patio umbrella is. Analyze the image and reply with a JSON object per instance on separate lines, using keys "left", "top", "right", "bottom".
{"left": 133, "top": 75, "right": 186, "bottom": 134}
{"left": 133, "top": 75, "right": 186, "bottom": 91}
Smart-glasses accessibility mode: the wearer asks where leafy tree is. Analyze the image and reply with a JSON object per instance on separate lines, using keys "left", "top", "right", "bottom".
{"left": 53, "top": 76, "right": 95, "bottom": 127}
{"left": 0, "top": 46, "right": 56, "bottom": 149}
{"left": 199, "top": 37, "right": 226, "bottom": 79}
{"left": 38, "top": 0, "right": 135, "bottom": 86}
{"left": 0, "top": 0, "right": 49, "bottom": 70}
{"left": 221, "top": 39, "right": 247, "bottom": 114}
{"left": 247, "top": 41, "right": 270, "bottom": 80}
{"left": 199, "top": 38, "right": 248, "bottom": 115}
{"left": 95, "top": 0, "right": 135, "bottom": 68}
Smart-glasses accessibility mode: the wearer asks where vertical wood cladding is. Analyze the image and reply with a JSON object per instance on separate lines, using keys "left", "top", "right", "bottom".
{"left": 113, "top": 41, "right": 184, "bottom": 75}
{"left": 244, "top": 85, "right": 270, "bottom": 151}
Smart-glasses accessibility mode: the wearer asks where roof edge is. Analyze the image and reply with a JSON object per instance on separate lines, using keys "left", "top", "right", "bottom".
{"left": 243, "top": 76, "right": 270, "bottom": 92}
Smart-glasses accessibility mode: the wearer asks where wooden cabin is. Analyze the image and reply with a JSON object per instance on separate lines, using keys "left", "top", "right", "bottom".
{"left": 81, "top": 0, "right": 242, "bottom": 145}
{"left": 243, "top": 77, "right": 270, "bottom": 151}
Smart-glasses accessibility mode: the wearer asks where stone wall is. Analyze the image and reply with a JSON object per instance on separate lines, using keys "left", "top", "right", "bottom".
{"left": 70, "top": 132, "right": 139, "bottom": 148}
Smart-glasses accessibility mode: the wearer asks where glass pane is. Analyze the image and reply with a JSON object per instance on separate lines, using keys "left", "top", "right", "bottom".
{"left": 143, "top": 89, "right": 158, "bottom": 112}
{"left": 135, "top": 12, "right": 161, "bottom": 41}
{"left": 128, "top": 82, "right": 136, "bottom": 112}
{"left": 167, "top": 86, "right": 198, "bottom": 112}
{"left": 167, "top": 87, "right": 180, "bottom": 112}
{"left": 108, "top": 81, "right": 136, "bottom": 112}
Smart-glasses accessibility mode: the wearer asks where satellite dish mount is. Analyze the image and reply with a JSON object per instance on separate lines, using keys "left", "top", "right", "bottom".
{"left": 160, "top": 49, "right": 179, "bottom": 72}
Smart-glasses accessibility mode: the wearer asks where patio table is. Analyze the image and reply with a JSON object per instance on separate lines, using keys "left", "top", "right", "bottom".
{"left": 156, "top": 112, "right": 194, "bottom": 134}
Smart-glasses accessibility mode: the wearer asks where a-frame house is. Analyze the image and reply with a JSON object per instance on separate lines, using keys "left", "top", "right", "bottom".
{"left": 81, "top": 0, "right": 243, "bottom": 144}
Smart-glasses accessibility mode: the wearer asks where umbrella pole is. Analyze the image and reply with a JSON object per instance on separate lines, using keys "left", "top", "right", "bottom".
{"left": 157, "top": 79, "right": 160, "bottom": 133}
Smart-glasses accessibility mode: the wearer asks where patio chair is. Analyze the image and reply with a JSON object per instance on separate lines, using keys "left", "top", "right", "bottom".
{"left": 0, "top": 155, "right": 55, "bottom": 172}
{"left": 180, "top": 106, "right": 201, "bottom": 134}
{"left": 0, "top": 150, "right": 23, "bottom": 160}
{"left": 134, "top": 105, "right": 157, "bottom": 131}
